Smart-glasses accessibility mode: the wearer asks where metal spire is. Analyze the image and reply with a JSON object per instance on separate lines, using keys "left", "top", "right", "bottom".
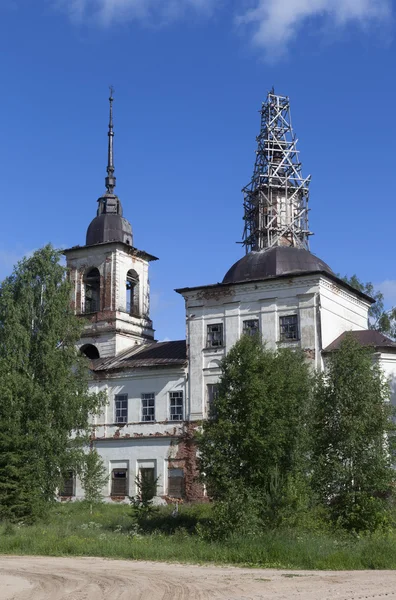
{"left": 105, "top": 86, "right": 116, "bottom": 194}
{"left": 242, "top": 90, "right": 312, "bottom": 253}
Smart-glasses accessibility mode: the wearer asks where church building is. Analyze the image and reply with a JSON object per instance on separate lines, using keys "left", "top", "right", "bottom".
{"left": 63, "top": 90, "right": 396, "bottom": 502}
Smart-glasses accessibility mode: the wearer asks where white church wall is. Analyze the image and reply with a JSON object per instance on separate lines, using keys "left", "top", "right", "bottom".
{"left": 377, "top": 352, "right": 396, "bottom": 409}
{"left": 319, "top": 279, "right": 370, "bottom": 351}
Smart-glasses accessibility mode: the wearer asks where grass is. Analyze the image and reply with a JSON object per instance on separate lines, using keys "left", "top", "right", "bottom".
{"left": 1, "top": 502, "right": 396, "bottom": 569}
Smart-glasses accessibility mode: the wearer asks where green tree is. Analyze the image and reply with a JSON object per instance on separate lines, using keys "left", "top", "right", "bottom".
{"left": 342, "top": 275, "right": 396, "bottom": 338}
{"left": 0, "top": 245, "right": 105, "bottom": 521}
{"left": 312, "top": 334, "right": 395, "bottom": 531}
{"left": 198, "top": 335, "right": 313, "bottom": 530}
{"left": 81, "top": 447, "right": 108, "bottom": 507}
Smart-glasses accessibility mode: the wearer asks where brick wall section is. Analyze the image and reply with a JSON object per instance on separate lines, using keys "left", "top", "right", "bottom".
{"left": 169, "top": 423, "right": 206, "bottom": 501}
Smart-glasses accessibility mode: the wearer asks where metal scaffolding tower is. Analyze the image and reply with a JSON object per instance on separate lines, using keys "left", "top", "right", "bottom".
{"left": 242, "top": 90, "right": 312, "bottom": 253}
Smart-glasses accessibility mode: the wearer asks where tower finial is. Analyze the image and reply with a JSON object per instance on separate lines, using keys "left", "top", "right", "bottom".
{"left": 105, "top": 86, "right": 116, "bottom": 194}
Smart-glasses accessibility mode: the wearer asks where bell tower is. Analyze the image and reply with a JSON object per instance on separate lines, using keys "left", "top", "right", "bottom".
{"left": 64, "top": 90, "right": 158, "bottom": 359}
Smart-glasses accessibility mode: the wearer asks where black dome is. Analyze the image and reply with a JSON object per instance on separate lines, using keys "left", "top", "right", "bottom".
{"left": 223, "top": 246, "right": 333, "bottom": 284}
{"left": 86, "top": 214, "right": 133, "bottom": 246}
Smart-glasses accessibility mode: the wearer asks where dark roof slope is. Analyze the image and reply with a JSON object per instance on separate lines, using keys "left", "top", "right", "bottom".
{"left": 323, "top": 330, "right": 396, "bottom": 353}
{"left": 92, "top": 340, "right": 187, "bottom": 372}
{"left": 223, "top": 246, "right": 333, "bottom": 284}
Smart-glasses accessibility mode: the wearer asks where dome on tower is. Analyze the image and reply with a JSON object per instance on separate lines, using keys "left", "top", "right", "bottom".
{"left": 86, "top": 213, "right": 133, "bottom": 246}
{"left": 223, "top": 246, "right": 333, "bottom": 285}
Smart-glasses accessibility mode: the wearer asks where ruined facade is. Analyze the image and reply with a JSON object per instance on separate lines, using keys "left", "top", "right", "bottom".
{"left": 63, "top": 90, "right": 396, "bottom": 502}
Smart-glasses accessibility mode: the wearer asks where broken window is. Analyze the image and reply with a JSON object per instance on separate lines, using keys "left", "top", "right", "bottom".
{"left": 84, "top": 268, "right": 100, "bottom": 314}
{"left": 139, "top": 467, "right": 156, "bottom": 500}
{"left": 141, "top": 393, "right": 155, "bottom": 422}
{"left": 59, "top": 471, "right": 75, "bottom": 497}
{"left": 207, "top": 383, "right": 219, "bottom": 417}
{"left": 115, "top": 394, "right": 128, "bottom": 424}
{"left": 279, "top": 314, "right": 299, "bottom": 342}
{"left": 168, "top": 468, "right": 184, "bottom": 498}
{"left": 126, "top": 269, "right": 140, "bottom": 316}
{"left": 111, "top": 469, "right": 128, "bottom": 497}
{"left": 169, "top": 391, "right": 183, "bottom": 421}
{"left": 243, "top": 319, "right": 260, "bottom": 337}
{"left": 207, "top": 323, "right": 223, "bottom": 348}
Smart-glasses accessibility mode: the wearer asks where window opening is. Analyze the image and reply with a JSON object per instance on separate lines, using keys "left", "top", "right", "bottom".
{"left": 207, "top": 384, "right": 219, "bottom": 417}
{"left": 139, "top": 467, "right": 156, "bottom": 500}
{"left": 111, "top": 469, "right": 128, "bottom": 497}
{"left": 169, "top": 391, "right": 183, "bottom": 421}
{"left": 84, "top": 268, "right": 100, "bottom": 314}
{"left": 168, "top": 468, "right": 184, "bottom": 498}
{"left": 126, "top": 270, "right": 140, "bottom": 316}
{"left": 279, "top": 314, "right": 299, "bottom": 341}
{"left": 80, "top": 344, "right": 100, "bottom": 360}
{"left": 207, "top": 323, "right": 223, "bottom": 348}
{"left": 141, "top": 393, "right": 155, "bottom": 422}
{"left": 243, "top": 319, "right": 260, "bottom": 337}
{"left": 115, "top": 394, "right": 128, "bottom": 424}
{"left": 59, "top": 471, "right": 75, "bottom": 497}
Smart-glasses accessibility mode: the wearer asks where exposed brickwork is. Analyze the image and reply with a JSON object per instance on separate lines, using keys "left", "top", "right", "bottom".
{"left": 169, "top": 423, "right": 205, "bottom": 502}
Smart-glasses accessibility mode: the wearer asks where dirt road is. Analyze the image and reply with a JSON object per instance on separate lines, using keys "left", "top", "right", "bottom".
{"left": 0, "top": 556, "right": 396, "bottom": 599}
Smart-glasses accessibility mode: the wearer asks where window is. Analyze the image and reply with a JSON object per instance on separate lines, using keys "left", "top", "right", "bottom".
{"left": 279, "top": 314, "right": 299, "bottom": 341}
{"left": 169, "top": 391, "right": 183, "bottom": 421}
{"left": 141, "top": 393, "right": 155, "bottom": 422}
{"left": 126, "top": 269, "right": 139, "bottom": 316}
{"left": 59, "top": 471, "right": 75, "bottom": 497}
{"left": 207, "top": 383, "right": 219, "bottom": 417}
{"left": 115, "top": 394, "right": 128, "bottom": 424}
{"left": 111, "top": 469, "right": 128, "bottom": 497}
{"left": 207, "top": 323, "right": 223, "bottom": 348}
{"left": 139, "top": 467, "right": 156, "bottom": 500}
{"left": 243, "top": 319, "right": 259, "bottom": 337}
{"left": 84, "top": 268, "right": 100, "bottom": 314}
{"left": 168, "top": 468, "right": 184, "bottom": 498}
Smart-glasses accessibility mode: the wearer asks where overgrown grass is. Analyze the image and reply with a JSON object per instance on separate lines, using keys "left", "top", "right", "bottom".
{"left": 1, "top": 502, "right": 396, "bottom": 569}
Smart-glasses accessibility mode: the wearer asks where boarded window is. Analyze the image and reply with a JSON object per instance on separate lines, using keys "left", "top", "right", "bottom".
{"left": 169, "top": 391, "right": 183, "bottom": 421}
{"left": 168, "top": 468, "right": 184, "bottom": 498}
{"left": 59, "top": 471, "right": 75, "bottom": 497}
{"left": 141, "top": 393, "right": 155, "bottom": 422}
{"left": 279, "top": 314, "right": 299, "bottom": 341}
{"left": 115, "top": 394, "right": 128, "bottom": 424}
{"left": 207, "top": 323, "right": 223, "bottom": 348}
{"left": 243, "top": 319, "right": 259, "bottom": 337}
{"left": 111, "top": 469, "right": 128, "bottom": 497}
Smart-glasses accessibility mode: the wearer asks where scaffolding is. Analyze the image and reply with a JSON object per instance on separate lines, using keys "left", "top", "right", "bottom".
{"left": 242, "top": 90, "right": 312, "bottom": 253}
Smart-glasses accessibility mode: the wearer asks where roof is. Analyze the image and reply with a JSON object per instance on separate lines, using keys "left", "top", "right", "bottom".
{"left": 63, "top": 242, "right": 159, "bottom": 263}
{"left": 176, "top": 270, "right": 375, "bottom": 304}
{"left": 223, "top": 246, "right": 333, "bottom": 284}
{"left": 92, "top": 340, "right": 187, "bottom": 372}
{"left": 323, "top": 330, "right": 396, "bottom": 353}
{"left": 86, "top": 213, "right": 133, "bottom": 247}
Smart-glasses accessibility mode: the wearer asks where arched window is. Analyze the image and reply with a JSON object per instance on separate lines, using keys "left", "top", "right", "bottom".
{"left": 84, "top": 268, "right": 100, "bottom": 314}
{"left": 80, "top": 344, "right": 100, "bottom": 360}
{"left": 126, "top": 269, "right": 139, "bottom": 316}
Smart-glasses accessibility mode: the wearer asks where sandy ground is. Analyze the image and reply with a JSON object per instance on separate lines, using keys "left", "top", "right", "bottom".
{"left": 0, "top": 556, "right": 396, "bottom": 599}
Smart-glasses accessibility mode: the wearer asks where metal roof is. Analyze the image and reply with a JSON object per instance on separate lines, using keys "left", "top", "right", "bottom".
{"left": 92, "top": 340, "right": 187, "bottom": 372}
{"left": 323, "top": 330, "right": 396, "bottom": 353}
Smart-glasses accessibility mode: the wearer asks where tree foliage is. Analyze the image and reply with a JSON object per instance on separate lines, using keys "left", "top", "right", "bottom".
{"left": 342, "top": 275, "right": 396, "bottom": 339}
{"left": 0, "top": 245, "right": 105, "bottom": 521}
{"left": 198, "top": 335, "right": 313, "bottom": 529}
{"left": 312, "top": 334, "right": 395, "bottom": 531}
{"left": 80, "top": 447, "right": 108, "bottom": 506}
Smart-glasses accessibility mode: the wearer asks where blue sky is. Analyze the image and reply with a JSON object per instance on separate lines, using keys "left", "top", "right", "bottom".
{"left": 1, "top": 0, "right": 395, "bottom": 340}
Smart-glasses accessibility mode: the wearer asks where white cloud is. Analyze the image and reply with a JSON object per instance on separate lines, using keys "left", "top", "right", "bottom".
{"left": 53, "top": 0, "right": 215, "bottom": 26}
{"left": 237, "top": 0, "right": 391, "bottom": 59}
{"left": 376, "top": 280, "right": 396, "bottom": 308}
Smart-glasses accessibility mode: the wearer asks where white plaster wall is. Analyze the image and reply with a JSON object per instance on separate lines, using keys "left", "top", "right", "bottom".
{"left": 183, "top": 274, "right": 370, "bottom": 420}
{"left": 377, "top": 352, "right": 396, "bottom": 409}
{"left": 319, "top": 280, "right": 370, "bottom": 351}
